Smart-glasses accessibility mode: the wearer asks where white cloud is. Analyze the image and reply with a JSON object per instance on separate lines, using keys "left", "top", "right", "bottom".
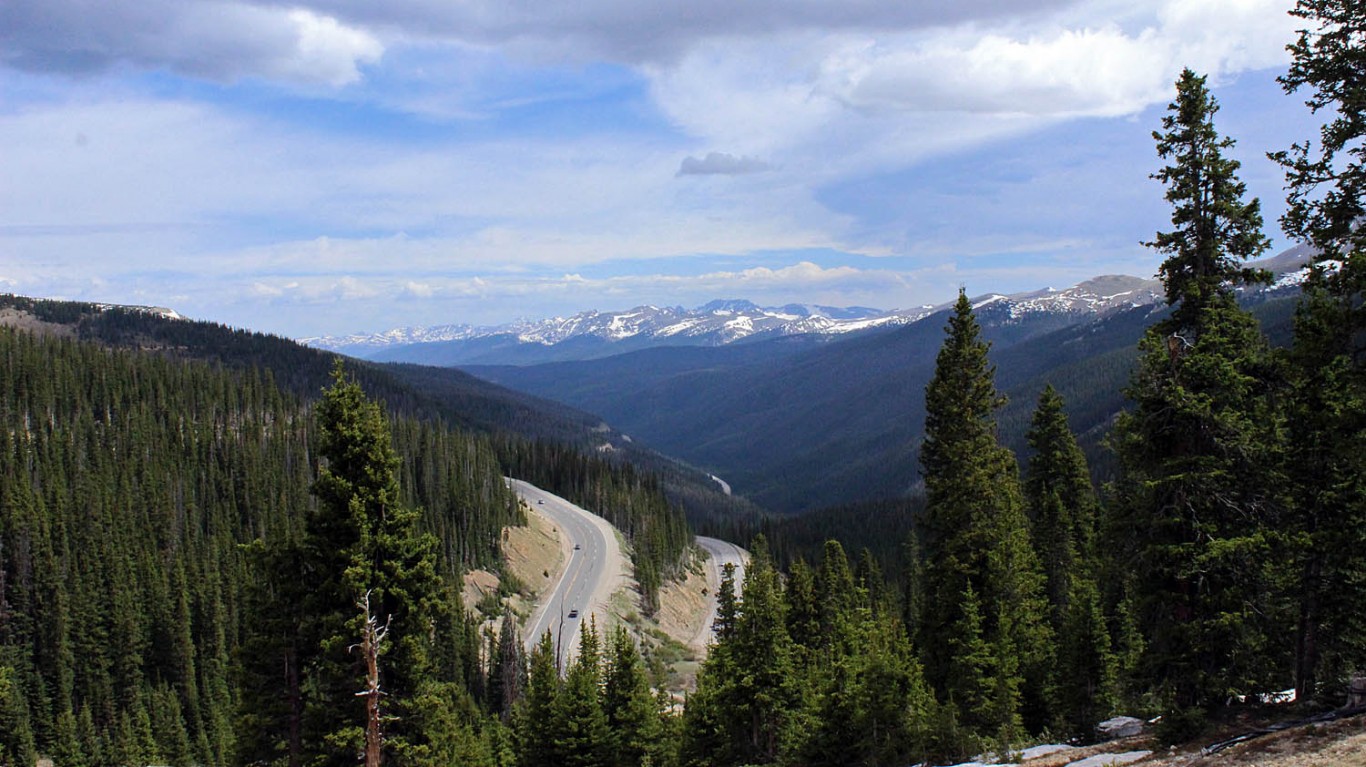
{"left": 403, "top": 281, "right": 435, "bottom": 298}
{"left": 0, "top": 0, "right": 1310, "bottom": 337}
{"left": 281, "top": 9, "right": 384, "bottom": 86}
{"left": 649, "top": 0, "right": 1296, "bottom": 159}
{"left": 678, "top": 152, "right": 774, "bottom": 176}
{"left": 0, "top": 0, "right": 381, "bottom": 86}
{"left": 818, "top": 27, "right": 1170, "bottom": 117}
{"left": 813, "top": 0, "right": 1296, "bottom": 118}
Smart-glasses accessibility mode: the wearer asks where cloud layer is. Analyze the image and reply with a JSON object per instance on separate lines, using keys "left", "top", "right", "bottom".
{"left": 0, "top": 0, "right": 1309, "bottom": 337}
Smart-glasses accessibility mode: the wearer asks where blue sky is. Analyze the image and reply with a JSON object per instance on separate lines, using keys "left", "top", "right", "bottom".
{"left": 0, "top": 0, "right": 1324, "bottom": 338}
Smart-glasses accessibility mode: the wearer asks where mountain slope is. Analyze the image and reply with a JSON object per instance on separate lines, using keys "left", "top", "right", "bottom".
{"left": 468, "top": 288, "right": 1298, "bottom": 514}
{"left": 0, "top": 293, "right": 742, "bottom": 528}
{"left": 305, "top": 277, "right": 1163, "bottom": 366}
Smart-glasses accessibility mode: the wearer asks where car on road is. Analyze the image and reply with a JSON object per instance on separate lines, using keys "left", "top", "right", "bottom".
{"left": 574, "top": 543, "right": 581, "bottom": 550}
{"left": 567, "top": 609, "right": 579, "bottom": 619}
{"left": 537, "top": 499, "right": 544, "bottom": 504}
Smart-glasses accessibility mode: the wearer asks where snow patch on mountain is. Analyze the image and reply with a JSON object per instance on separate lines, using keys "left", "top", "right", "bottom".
{"left": 300, "top": 247, "right": 1308, "bottom": 357}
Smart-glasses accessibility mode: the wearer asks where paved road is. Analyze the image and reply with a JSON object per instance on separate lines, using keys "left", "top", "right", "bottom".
{"left": 695, "top": 536, "right": 749, "bottom": 649}
{"left": 508, "top": 479, "right": 618, "bottom": 671}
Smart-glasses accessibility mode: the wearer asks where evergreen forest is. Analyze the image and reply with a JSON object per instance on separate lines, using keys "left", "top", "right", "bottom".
{"left": 2, "top": 2, "right": 1366, "bottom": 767}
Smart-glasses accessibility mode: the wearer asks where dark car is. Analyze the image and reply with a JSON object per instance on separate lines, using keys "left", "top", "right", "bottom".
{"left": 567, "top": 609, "right": 579, "bottom": 619}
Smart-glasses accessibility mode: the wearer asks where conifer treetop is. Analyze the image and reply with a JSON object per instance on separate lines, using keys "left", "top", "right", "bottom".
{"left": 1148, "top": 68, "right": 1271, "bottom": 328}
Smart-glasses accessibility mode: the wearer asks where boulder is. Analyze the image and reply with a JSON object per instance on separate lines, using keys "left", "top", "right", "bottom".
{"left": 1349, "top": 674, "right": 1366, "bottom": 709}
{"left": 1096, "top": 715, "right": 1145, "bottom": 740}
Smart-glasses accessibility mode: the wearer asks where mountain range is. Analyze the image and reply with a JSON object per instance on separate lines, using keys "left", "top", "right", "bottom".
{"left": 301, "top": 275, "right": 1168, "bottom": 366}
{"left": 454, "top": 250, "right": 1308, "bottom": 514}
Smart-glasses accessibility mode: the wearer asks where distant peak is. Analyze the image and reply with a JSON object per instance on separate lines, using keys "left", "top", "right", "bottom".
{"left": 699, "top": 299, "right": 761, "bottom": 314}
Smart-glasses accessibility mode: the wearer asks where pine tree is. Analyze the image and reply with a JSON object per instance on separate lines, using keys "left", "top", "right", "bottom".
{"left": 553, "top": 618, "right": 610, "bottom": 767}
{"left": 0, "top": 664, "right": 37, "bottom": 767}
{"left": 1024, "top": 385, "right": 1115, "bottom": 735}
{"left": 302, "top": 362, "right": 448, "bottom": 767}
{"left": 680, "top": 538, "right": 800, "bottom": 767}
{"left": 1113, "top": 69, "right": 1285, "bottom": 712}
{"left": 1272, "top": 0, "right": 1366, "bottom": 703}
{"left": 729, "top": 539, "right": 801, "bottom": 765}
{"left": 489, "top": 610, "right": 525, "bottom": 721}
{"left": 515, "top": 632, "right": 560, "bottom": 767}
{"left": 602, "top": 626, "right": 662, "bottom": 767}
{"left": 1054, "top": 577, "right": 1117, "bottom": 739}
{"left": 917, "top": 292, "right": 1051, "bottom": 743}
{"left": 1024, "top": 385, "right": 1099, "bottom": 619}
{"left": 713, "top": 563, "right": 739, "bottom": 645}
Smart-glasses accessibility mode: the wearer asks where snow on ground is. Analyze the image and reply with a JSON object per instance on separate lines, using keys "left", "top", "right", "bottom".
{"left": 709, "top": 473, "right": 732, "bottom": 495}
{"left": 1065, "top": 752, "right": 1152, "bottom": 767}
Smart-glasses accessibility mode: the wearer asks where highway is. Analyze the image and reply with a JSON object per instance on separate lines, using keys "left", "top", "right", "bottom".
{"left": 508, "top": 479, "right": 621, "bottom": 671}
{"left": 695, "top": 536, "right": 749, "bottom": 648}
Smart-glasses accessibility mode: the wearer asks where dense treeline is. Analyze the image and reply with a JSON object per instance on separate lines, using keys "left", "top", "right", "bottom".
{"left": 0, "top": 295, "right": 700, "bottom": 611}
{"left": 498, "top": 439, "right": 691, "bottom": 614}
{"left": 674, "top": 38, "right": 1366, "bottom": 767}
{"left": 5, "top": 4, "right": 1366, "bottom": 767}
{"left": 0, "top": 329, "right": 521, "bottom": 765}
{"left": 514, "top": 621, "right": 672, "bottom": 767}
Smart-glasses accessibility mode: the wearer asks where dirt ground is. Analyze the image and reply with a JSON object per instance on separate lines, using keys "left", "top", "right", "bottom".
{"left": 0, "top": 307, "right": 75, "bottom": 338}
{"left": 653, "top": 548, "right": 712, "bottom": 656}
{"left": 1141, "top": 713, "right": 1366, "bottom": 767}
{"left": 461, "top": 499, "right": 564, "bottom": 629}
{"left": 1009, "top": 713, "right": 1365, "bottom": 767}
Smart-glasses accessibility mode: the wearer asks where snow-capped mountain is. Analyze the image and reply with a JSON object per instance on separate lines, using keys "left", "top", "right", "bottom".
{"left": 300, "top": 300, "right": 920, "bottom": 358}
{"left": 985, "top": 275, "right": 1165, "bottom": 318}
{"left": 301, "top": 248, "right": 1312, "bottom": 366}
{"left": 301, "top": 277, "right": 1168, "bottom": 359}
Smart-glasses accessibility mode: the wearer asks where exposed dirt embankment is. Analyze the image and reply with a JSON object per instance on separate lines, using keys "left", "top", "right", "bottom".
{"left": 1141, "top": 713, "right": 1366, "bottom": 767}
{"left": 463, "top": 494, "right": 716, "bottom": 693}
{"left": 998, "top": 712, "right": 1365, "bottom": 767}
{"left": 462, "top": 501, "right": 564, "bottom": 621}
{"left": 654, "top": 550, "right": 712, "bottom": 656}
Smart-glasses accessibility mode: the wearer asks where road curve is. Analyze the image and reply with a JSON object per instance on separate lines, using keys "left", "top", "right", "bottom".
{"left": 694, "top": 536, "right": 749, "bottom": 651}
{"left": 508, "top": 479, "right": 624, "bottom": 671}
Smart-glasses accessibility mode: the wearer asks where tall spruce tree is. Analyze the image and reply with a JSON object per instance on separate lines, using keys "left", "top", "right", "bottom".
{"left": 1024, "top": 386, "right": 1115, "bottom": 735}
{"left": 515, "top": 632, "right": 560, "bottom": 767}
{"left": 552, "top": 618, "right": 610, "bottom": 767}
{"left": 1024, "top": 385, "right": 1099, "bottom": 619}
{"left": 679, "top": 538, "right": 800, "bottom": 767}
{"left": 1273, "top": 0, "right": 1366, "bottom": 703}
{"left": 917, "top": 292, "right": 1051, "bottom": 744}
{"left": 489, "top": 610, "right": 525, "bottom": 721}
{"left": 302, "top": 363, "right": 448, "bottom": 766}
{"left": 1113, "top": 69, "right": 1285, "bottom": 714}
{"left": 602, "top": 626, "right": 663, "bottom": 767}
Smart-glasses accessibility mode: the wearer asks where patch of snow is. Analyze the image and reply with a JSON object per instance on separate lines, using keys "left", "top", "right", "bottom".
{"left": 973, "top": 294, "right": 1007, "bottom": 309}
{"left": 656, "top": 318, "right": 704, "bottom": 337}
{"left": 1019, "top": 744, "right": 1076, "bottom": 760}
{"left": 1064, "top": 751, "right": 1151, "bottom": 767}
{"left": 708, "top": 474, "right": 732, "bottom": 496}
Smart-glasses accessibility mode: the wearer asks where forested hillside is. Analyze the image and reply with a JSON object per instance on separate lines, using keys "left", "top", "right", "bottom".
{"left": 665, "top": 57, "right": 1366, "bottom": 767}
{"left": 469, "top": 288, "right": 1300, "bottom": 514}
{"left": 0, "top": 294, "right": 699, "bottom": 605}
{"left": 0, "top": 328, "right": 521, "bottom": 764}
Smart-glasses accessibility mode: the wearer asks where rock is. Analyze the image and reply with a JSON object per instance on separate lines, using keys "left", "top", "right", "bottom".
{"left": 1019, "top": 744, "right": 1076, "bottom": 760}
{"left": 1348, "top": 674, "right": 1366, "bottom": 709}
{"left": 1066, "top": 751, "right": 1152, "bottom": 767}
{"left": 1096, "top": 715, "right": 1145, "bottom": 740}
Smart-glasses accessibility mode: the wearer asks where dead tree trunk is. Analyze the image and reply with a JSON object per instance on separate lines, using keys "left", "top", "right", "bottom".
{"left": 353, "top": 590, "right": 390, "bottom": 767}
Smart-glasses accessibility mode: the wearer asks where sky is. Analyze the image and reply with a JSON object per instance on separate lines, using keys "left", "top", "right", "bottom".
{"left": 0, "top": 0, "right": 1327, "bottom": 339}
